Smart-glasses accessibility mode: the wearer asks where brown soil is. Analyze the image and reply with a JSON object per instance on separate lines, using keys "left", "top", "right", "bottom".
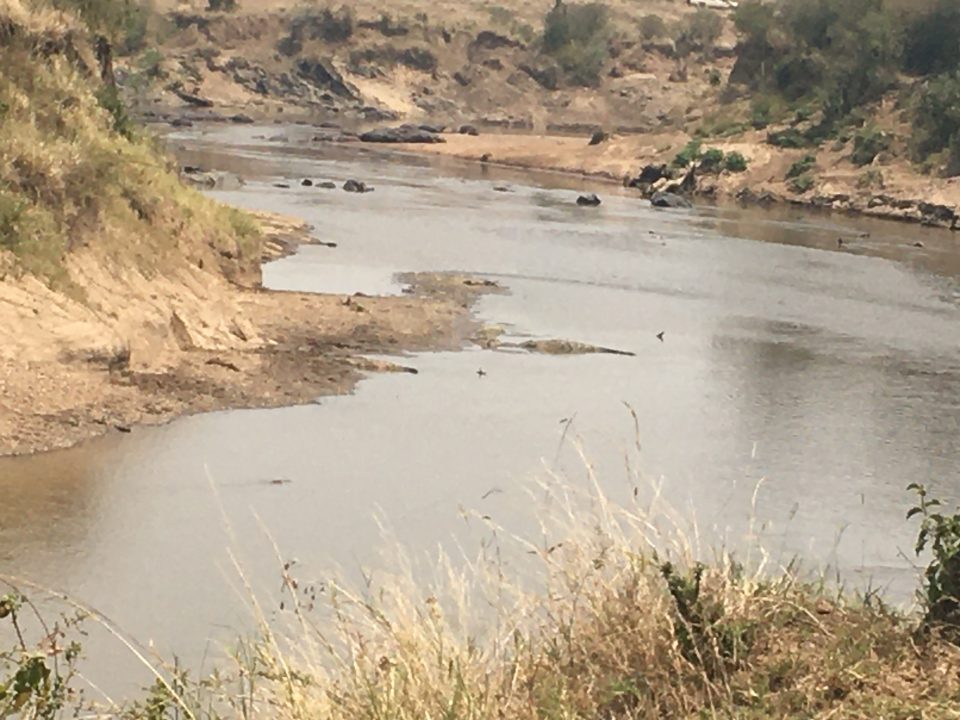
{"left": 0, "top": 215, "right": 495, "bottom": 457}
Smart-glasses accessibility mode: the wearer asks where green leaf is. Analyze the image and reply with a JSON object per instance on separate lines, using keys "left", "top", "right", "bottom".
{"left": 907, "top": 507, "right": 924, "bottom": 520}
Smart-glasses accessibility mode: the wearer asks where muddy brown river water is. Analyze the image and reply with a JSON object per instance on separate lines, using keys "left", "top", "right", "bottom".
{"left": 3, "top": 125, "right": 960, "bottom": 693}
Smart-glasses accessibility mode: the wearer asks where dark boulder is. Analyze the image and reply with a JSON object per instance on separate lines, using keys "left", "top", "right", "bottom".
{"left": 318, "top": 181, "right": 337, "bottom": 189}
{"left": 627, "top": 164, "right": 671, "bottom": 189}
{"left": 230, "top": 113, "right": 255, "bottom": 124}
{"left": 651, "top": 191, "right": 692, "bottom": 209}
{"left": 418, "top": 123, "right": 445, "bottom": 133}
{"left": 459, "top": 124, "right": 480, "bottom": 136}
{"left": 588, "top": 129, "right": 609, "bottom": 146}
{"left": 577, "top": 194, "right": 602, "bottom": 207}
{"left": 301, "top": 179, "right": 314, "bottom": 187}
{"left": 359, "top": 124, "right": 445, "bottom": 144}
{"left": 918, "top": 202, "right": 957, "bottom": 228}
{"left": 343, "top": 179, "right": 374, "bottom": 193}
{"left": 170, "top": 117, "right": 194, "bottom": 128}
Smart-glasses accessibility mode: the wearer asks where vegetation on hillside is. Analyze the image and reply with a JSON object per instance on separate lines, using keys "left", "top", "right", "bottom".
{"left": 730, "top": 0, "right": 960, "bottom": 174}
{"left": 541, "top": 2, "right": 609, "bottom": 88}
{"left": 0, "top": 0, "right": 260, "bottom": 290}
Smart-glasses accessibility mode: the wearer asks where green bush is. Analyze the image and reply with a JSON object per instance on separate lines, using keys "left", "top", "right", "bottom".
{"left": 542, "top": 2, "right": 609, "bottom": 87}
{"left": 903, "top": 0, "right": 960, "bottom": 76}
{"left": 699, "top": 147, "right": 725, "bottom": 172}
{"left": 672, "top": 139, "right": 703, "bottom": 168}
{"left": 639, "top": 14, "right": 667, "bottom": 40}
{"left": 684, "top": 8, "right": 723, "bottom": 51}
{"left": 786, "top": 154, "right": 816, "bottom": 178}
{"left": 730, "top": 0, "right": 899, "bottom": 122}
{"left": 913, "top": 72, "right": 960, "bottom": 173}
{"left": 851, "top": 127, "right": 890, "bottom": 167}
{"left": 139, "top": 47, "right": 164, "bottom": 78}
{"left": 0, "top": 192, "right": 26, "bottom": 249}
{"left": 53, "top": 0, "right": 150, "bottom": 54}
{"left": 723, "top": 151, "right": 748, "bottom": 172}
{"left": 95, "top": 83, "right": 135, "bottom": 139}
{"left": 908, "top": 484, "right": 960, "bottom": 636}
{"left": 788, "top": 174, "right": 815, "bottom": 194}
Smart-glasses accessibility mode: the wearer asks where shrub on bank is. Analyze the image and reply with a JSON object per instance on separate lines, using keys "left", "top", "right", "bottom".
{"left": 789, "top": 173, "right": 816, "bottom": 194}
{"left": 672, "top": 139, "right": 703, "bottom": 168}
{"left": 787, "top": 154, "right": 817, "bottom": 179}
{"left": 639, "top": 13, "right": 667, "bottom": 40}
{"left": 724, "top": 151, "right": 749, "bottom": 172}
{"left": 541, "top": 2, "right": 609, "bottom": 88}
{"left": 851, "top": 126, "right": 891, "bottom": 167}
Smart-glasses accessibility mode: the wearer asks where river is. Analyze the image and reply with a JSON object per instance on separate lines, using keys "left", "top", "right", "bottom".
{"left": 2, "top": 124, "right": 960, "bottom": 694}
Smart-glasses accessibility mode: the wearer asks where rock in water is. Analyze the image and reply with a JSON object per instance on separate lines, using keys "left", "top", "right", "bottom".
{"left": 577, "top": 193, "right": 602, "bottom": 207}
{"left": 301, "top": 178, "right": 314, "bottom": 187}
{"left": 359, "top": 124, "right": 445, "bottom": 144}
{"left": 650, "top": 191, "right": 693, "bottom": 209}
{"left": 343, "top": 179, "right": 374, "bottom": 193}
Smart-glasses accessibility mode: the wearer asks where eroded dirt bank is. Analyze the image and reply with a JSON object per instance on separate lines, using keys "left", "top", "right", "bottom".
{"left": 0, "top": 214, "right": 493, "bottom": 457}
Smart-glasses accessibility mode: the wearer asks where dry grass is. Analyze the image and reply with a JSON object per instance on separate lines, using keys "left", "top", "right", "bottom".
{"left": 4, "top": 447, "right": 960, "bottom": 718}
{"left": 10, "top": 447, "right": 940, "bottom": 719}
{"left": 0, "top": 0, "right": 261, "bottom": 290}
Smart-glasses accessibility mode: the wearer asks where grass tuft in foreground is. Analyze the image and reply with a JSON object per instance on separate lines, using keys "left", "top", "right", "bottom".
{"left": 5, "top": 469, "right": 960, "bottom": 718}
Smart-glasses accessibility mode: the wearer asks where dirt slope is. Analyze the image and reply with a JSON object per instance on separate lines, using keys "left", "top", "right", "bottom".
{"left": 0, "top": 1, "right": 491, "bottom": 456}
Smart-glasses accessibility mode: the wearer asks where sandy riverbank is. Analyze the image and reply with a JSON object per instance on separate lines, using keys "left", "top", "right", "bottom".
{"left": 372, "top": 131, "right": 960, "bottom": 230}
{"left": 0, "top": 212, "right": 496, "bottom": 457}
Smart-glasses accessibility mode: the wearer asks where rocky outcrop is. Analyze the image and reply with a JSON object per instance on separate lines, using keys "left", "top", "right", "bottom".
{"left": 519, "top": 63, "right": 560, "bottom": 91}
{"left": 295, "top": 57, "right": 357, "bottom": 98}
{"left": 626, "top": 164, "right": 672, "bottom": 191}
{"left": 577, "top": 194, "right": 602, "bottom": 207}
{"left": 169, "top": 83, "right": 213, "bottom": 107}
